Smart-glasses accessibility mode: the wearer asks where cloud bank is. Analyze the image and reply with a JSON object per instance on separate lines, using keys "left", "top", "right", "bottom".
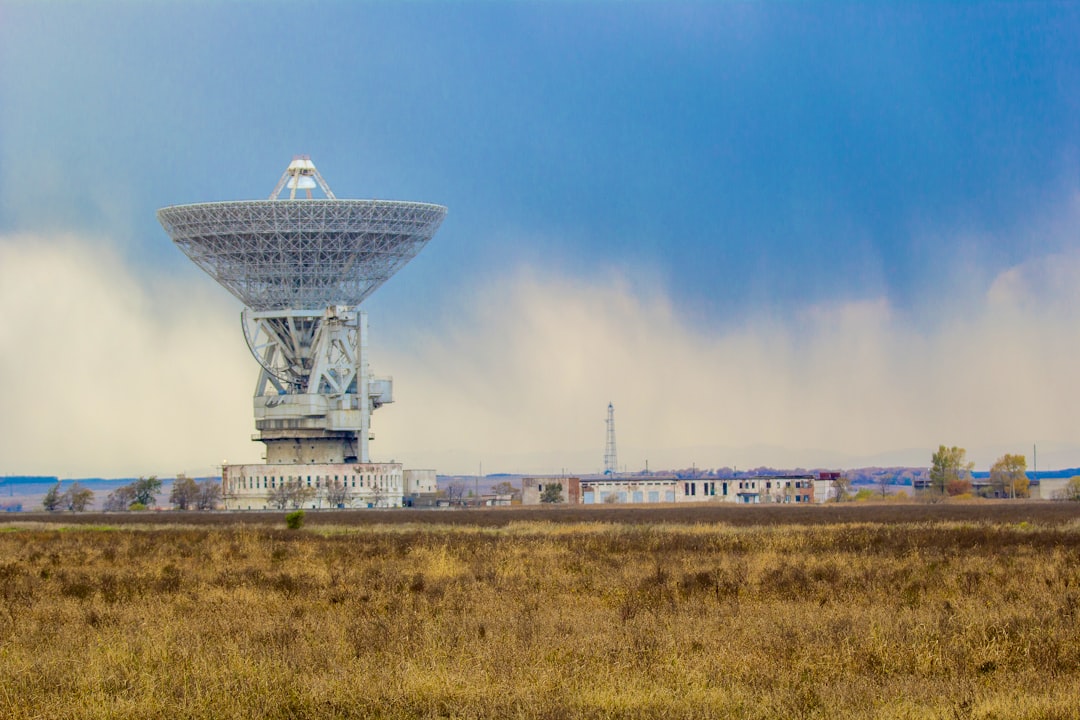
{"left": 376, "top": 249, "right": 1080, "bottom": 474}
{"left": 0, "top": 234, "right": 256, "bottom": 477}
{"left": 3, "top": 221, "right": 1080, "bottom": 478}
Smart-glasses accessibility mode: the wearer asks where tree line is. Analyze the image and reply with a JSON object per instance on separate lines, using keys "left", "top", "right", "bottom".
{"left": 42, "top": 475, "right": 222, "bottom": 512}
{"left": 928, "top": 445, "right": 1080, "bottom": 500}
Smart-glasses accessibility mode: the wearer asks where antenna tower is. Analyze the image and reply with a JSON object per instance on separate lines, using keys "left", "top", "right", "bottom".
{"left": 603, "top": 402, "right": 618, "bottom": 475}
{"left": 157, "top": 156, "right": 446, "bottom": 509}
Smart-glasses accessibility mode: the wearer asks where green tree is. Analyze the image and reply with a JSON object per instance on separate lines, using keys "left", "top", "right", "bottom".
{"left": 63, "top": 483, "right": 94, "bottom": 512}
{"left": 930, "top": 446, "right": 973, "bottom": 496}
{"left": 169, "top": 475, "right": 199, "bottom": 510}
{"left": 540, "top": 483, "right": 563, "bottom": 503}
{"left": 132, "top": 476, "right": 162, "bottom": 507}
{"left": 989, "top": 454, "right": 1029, "bottom": 498}
{"left": 285, "top": 509, "right": 305, "bottom": 530}
{"left": 42, "top": 483, "right": 63, "bottom": 512}
{"left": 854, "top": 488, "right": 875, "bottom": 501}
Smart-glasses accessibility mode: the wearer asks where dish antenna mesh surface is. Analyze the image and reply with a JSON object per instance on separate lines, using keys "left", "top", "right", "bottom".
{"left": 157, "top": 156, "right": 446, "bottom": 311}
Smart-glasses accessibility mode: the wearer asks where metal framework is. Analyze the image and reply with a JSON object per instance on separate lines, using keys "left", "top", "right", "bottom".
{"left": 157, "top": 199, "right": 446, "bottom": 311}
{"left": 604, "top": 402, "right": 618, "bottom": 475}
{"left": 157, "top": 157, "right": 445, "bottom": 466}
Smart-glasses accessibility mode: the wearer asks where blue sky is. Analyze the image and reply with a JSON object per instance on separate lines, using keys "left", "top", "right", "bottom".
{"left": 1, "top": 2, "right": 1079, "bottom": 476}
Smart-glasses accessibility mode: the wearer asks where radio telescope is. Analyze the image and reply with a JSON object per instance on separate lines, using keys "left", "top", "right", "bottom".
{"left": 157, "top": 157, "right": 446, "bottom": 477}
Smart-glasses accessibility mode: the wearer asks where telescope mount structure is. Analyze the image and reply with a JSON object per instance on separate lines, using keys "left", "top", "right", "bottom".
{"left": 158, "top": 157, "right": 446, "bottom": 508}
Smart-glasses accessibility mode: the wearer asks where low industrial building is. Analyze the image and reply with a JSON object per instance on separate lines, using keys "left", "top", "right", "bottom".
{"left": 222, "top": 463, "right": 436, "bottom": 509}
{"left": 520, "top": 474, "right": 819, "bottom": 505}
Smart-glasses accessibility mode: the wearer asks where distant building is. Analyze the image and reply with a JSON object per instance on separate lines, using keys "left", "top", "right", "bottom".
{"left": 581, "top": 476, "right": 679, "bottom": 504}
{"left": 404, "top": 469, "right": 437, "bottom": 495}
{"left": 813, "top": 472, "right": 842, "bottom": 503}
{"left": 222, "top": 462, "right": 405, "bottom": 509}
{"left": 1035, "top": 477, "right": 1073, "bottom": 500}
{"left": 521, "top": 477, "right": 581, "bottom": 504}
{"left": 715, "top": 475, "right": 815, "bottom": 504}
{"left": 520, "top": 474, "right": 819, "bottom": 505}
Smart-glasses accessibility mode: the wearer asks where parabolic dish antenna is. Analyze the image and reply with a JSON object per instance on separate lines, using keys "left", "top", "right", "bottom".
{"left": 157, "top": 157, "right": 447, "bottom": 312}
{"left": 156, "top": 156, "right": 447, "bottom": 471}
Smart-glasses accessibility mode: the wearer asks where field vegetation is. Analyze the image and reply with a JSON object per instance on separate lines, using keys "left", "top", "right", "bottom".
{"left": 2, "top": 507, "right": 1080, "bottom": 718}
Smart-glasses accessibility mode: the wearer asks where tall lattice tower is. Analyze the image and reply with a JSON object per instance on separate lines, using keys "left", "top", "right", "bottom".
{"left": 603, "top": 402, "right": 618, "bottom": 475}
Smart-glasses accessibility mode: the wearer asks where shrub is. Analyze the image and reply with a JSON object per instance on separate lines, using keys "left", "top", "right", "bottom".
{"left": 540, "top": 483, "right": 563, "bottom": 503}
{"left": 285, "top": 510, "right": 305, "bottom": 530}
{"left": 946, "top": 478, "right": 973, "bottom": 496}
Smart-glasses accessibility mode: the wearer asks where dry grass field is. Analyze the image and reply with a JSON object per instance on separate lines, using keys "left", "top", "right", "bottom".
{"left": 3, "top": 506, "right": 1080, "bottom": 718}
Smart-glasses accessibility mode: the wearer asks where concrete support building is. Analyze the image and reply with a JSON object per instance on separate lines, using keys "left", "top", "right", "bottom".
{"left": 223, "top": 462, "right": 404, "bottom": 509}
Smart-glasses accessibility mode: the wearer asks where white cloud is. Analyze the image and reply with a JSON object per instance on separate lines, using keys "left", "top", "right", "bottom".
{"left": 377, "top": 254, "right": 1080, "bottom": 474}
{"left": 0, "top": 233, "right": 257, "bottom": 478}
{"left": 3, "top": 231, "right": 1080, "bottom": 479}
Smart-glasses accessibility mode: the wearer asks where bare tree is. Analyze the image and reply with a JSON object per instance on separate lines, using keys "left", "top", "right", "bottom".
{"left": 369, "top": 479, "right": 388, "bottom": 508}
{"left": 267, "top": 483, "right": 292, "bottom": 511}
{"left": 876, "top": 473, "right": 891, "bottom": 499}
{"left": 169, "top": 475, "right": 199, "bottom": 510}
{"left": 196, "top": 480, "right": 221, "bottom": 510}
{"left": 104, "top": 485, "right": 136, "bottom": 511}
{"left": 63, "top": 483, "right": 94, "bottom": 512}
{"left": 268, "top": 479, "right": 315, "bottom": 510}
{"left": 326, "top": 478, "right": 351, "bottom": 508}
{"left": 830, "top": 475, "right": 851, "bottom": 502}
{"left": 444, "top": 480, "right": 466, "bottom": 506}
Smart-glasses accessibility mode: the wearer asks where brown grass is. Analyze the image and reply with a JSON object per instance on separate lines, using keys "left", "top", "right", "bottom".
{"left": 13, "top": 500, "right": 1080, "bottom": 527}
{"left": 2, "top": 515, "right": 1080, "bottom": 718}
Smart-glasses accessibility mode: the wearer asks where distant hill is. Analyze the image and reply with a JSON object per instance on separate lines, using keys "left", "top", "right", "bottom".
{"left": 971, "top": 468, "right": 1080, "bottom": 480}
{"left": 0, "top": 475, "right": 59, "bottom": 484}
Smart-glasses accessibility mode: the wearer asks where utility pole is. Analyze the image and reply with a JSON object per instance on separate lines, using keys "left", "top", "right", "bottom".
{"left": 476, "top": 461, "right": 481, "bottom": 505}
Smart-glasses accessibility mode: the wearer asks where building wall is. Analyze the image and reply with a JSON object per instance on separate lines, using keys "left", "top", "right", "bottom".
{"left": 521, "top": 477, "right": 580, "bottom": 504}
{"left": 404, "top": 469, "right": 437, "bottom": 495}
{"left": 222, "top": 462, "right": 404, "bottom": 509}
{"left": 1036, "top": 477, "right": 1073, "bottom": 500}
{"left": 720, "top": 476, "right": 814, "bottom": 504}
{"left": 575, "top": 476, "right": 815, "bottom": 505}
{"left": 581, "top": 477, "right": 680, "bottom": 504}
